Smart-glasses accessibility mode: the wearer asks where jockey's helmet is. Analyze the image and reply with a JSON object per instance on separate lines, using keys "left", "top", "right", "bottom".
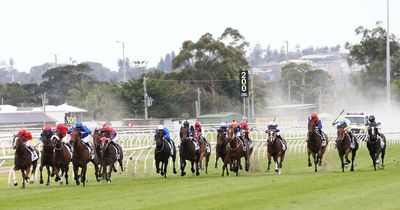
{"left": 311, "top": 113, "right": 318, "bottom": 119}
{"left": 195, "top": 121, "right": 201, "bottom": 128}
{"left": 43, "top": 124, "right": 52, "bottom": 132}
{"left": 368, "top": 115, "right": 375, "bottom": 123}
{"left": 157, "top": 125, "right": 164, "bottom": 130}
{"left": 183, "top": 121, "right": 189, "bottom": 128}
{"left": 75, "top": 121, "right": 83, "bottom": 128}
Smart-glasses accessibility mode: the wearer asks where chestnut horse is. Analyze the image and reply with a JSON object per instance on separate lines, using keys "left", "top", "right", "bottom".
{"left": 39, "top": 130, "right": 55, "bottom": 186}
{"left": 222, "top": 126, "right": 250, "bottom": 176}
{"left": 70, "top": 131, "right": 99, "bottom": 186}
{"left": 154, "top": 129, "right": 177, "bottom": 178}
{"left": 12, "top": 136, "right": 38, "bottom": 188}
{"left": 179, "top": 126, "right": 200, "bottom": 176}
{"left": 307, "top": 117, "right": 328, "bottom": 172}
{"left": 366, "top": 125, "right": 386, "bottom": 171}
{"left": 52, "top": 132, "right": 72, "bottom": 185}
{"left": 336, "top": 127, "right": 359, "bottom": 172}
{"left": 214, "top": 129, "right": 228, "bottom": 169}
{"left": 195, "top": 132, "right": 211, "bottom": 174}
{"left": 266, "top": 129, "right": 287, "bottom": 174}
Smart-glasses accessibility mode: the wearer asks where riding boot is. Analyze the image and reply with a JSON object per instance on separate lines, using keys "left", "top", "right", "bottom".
{"left": 110, "top": 141, "right": 121, "bottom": 159}
{"left": 168, "top": 140, "right": 175, "bottom": 155}
{"left": 84, "top": 142, "right": 94, "bottom": 160}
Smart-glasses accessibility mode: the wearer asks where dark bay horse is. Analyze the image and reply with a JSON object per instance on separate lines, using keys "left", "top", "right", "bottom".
{"left": 195, "top": 132, "right": 211, "bottom": 174}
{"left": 336, "top": 127, "right": 359, "bottom": 172}
{"left": 154, "top": 130, "right": 177, "bottom": 178}
{"left": 222, "top": 126, "right": 249, "bottom": 176}
{"left": 39, "top": 130, "right": 54, "bottom": 185}
{"left": 12, "top": 136, "right": 38, "bottom": 188}
{"left": 179, "top": 127, "right": 200, "bottom": 176}
{"left": 366, "top": 125, "right": 386, "bottom": 171}
{"left": 215, "top": 129, "right": 228, "bottom": 169}
{"left": 267, "top": 129, "right": 287, "bottom": 175}
{"left": 52, "top": 132, "right": 72, "bottom": 185}
{"left": 70, "top": 131, "right": 99, "bottom": 186}
{"left": 99, "top": 138, "right": 119, "bottom": 183}
{"left": 307, "top": 118, "right": 328, "bottom": 172}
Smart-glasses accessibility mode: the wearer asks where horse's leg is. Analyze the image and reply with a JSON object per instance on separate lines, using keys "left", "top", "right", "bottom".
{"left": 172, "top": 154, "right": 177, "bottom": 174}
{"left": 215, "top": 152, "right": 220, "bottom": 169}
{"left": 344, "top": 148, "right": 351, "bottom": 164}
{"left": 39, "top": 163, "right": 44, "bottom": 184}
{"left": 21, "top": 169, "right": 26, "bottom": 189}
{"left": 180, "top": 158, "right": 186, "bottom": 177}
{"left": 156, "top": 159, "right": 160, "bottom": 174}
{"left": 65, "top": 166, "right": 69, "bottom": 186}
{"left": 91, "top": 159, "right": 100, "bottom": 182}
{"left": 381, "top": 147, "right": 386, "bottom": 169}
{"left": 307, "top": 150, "right": 312, "bottom": 167}
{"left": 235, "top": 159, "right": 239, "bottom": 176}
{"left": 73, "top": 165, "right": 80, "bottom": 185}
{"left": 164, "top": 161, "right": 168, "bottom": 178}
{"left": 267, "top": 153, "right": 272, "bottom": 171}
{"left": 350, "top": 149, "right": 356, "bottom": 172}
{"left": 102, "top": 164, "right": 107, "bottom": 181}
{"left": 46, "top": 165, "right": 51, "bottom": 185}
{"left": 195, "top": 160, "right": 200, "bottom": 176}
{"left": 54, "top": 166, "right": 60, "bottom": 182}
{"left": 312, "top": 153, "right": 318, "bottom": 172}
{"left": 13, "top": 169, "right": 18, "bottom": 186}
{"left": 279, "top": 152, "right": 285, "bottom": 175}
{"left": 369, "top": 150, "right": 376, "bottom": 171}
{"left": 205, "top": 153, "right": 210, "bottom": 174}
{"left": 81, "top": 165, "right": 87, "bottom": 187}
{"left": 339, "top": 151, "right": 345, "bottom": 172}
{"left": 160, "top": 162, "right": 165, "bottom": 176}
{"left": 274, "top": 156, "right": 279, "bottom": 173}
{"left": 107, "top": 164, "right": 113, "bottom": 183}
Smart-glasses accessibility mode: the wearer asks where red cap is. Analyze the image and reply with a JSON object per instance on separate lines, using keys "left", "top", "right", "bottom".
{"left": 311, "top": 113, "right": 318, "bottom": 119}
{"left": 195, "top": 121, "right": 201, "bottom": 127}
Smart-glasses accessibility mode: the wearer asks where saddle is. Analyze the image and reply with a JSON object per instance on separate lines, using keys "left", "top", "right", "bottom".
{"left": 26, "top": 146, "right": 39, "bottom": 162}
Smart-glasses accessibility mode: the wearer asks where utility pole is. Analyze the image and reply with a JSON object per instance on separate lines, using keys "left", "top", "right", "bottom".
{"left": 197, "top": 88, "right": 201, "bottom": 116}
{"left": 284, "top": 40, "right": 289, "bottom": 64}
{"left": 243, "top": 98, "right": 246, "bottom": 119}
{"left": 116, "top": 41, "right": 126, "bottom": 81}
{"left": 143, "top": 77, "right": 148, "bottom": 120}
{"left": 386, "top": 0, "right": 391, "bottom": 108}
{"left": 41, "top": 92, "right": 47, "bottom": 126}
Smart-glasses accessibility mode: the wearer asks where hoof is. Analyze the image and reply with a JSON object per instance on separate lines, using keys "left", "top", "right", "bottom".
{"left": 308, "top": 163, "right": 312, "bottom": 167}
{"left": 173, "top": 170, "right": 177, "bottom": 174}
{"left": 196, "top": 171, "right": 200, "bottom": 176}
{"left": 275, "top": 169, "right": 278, "bottom": 172}
{"left": 21, "top": 185, "right": 25, "bottom": 189}
{"left": 181, "top": 172, "right": 186, "bottom": 177}
{"left": 29, "top": 181, "right": 34, "bottom": 184}
{"left": 14, "top": 182, "right": 18, "bottom": 187}
{"left": 59, "top": 181, "right": 63, "bottom": 185}
{"left": 40, "top": 180, "right": 43, "bottom": 184}
{"left": 46, "top": 183, "right": 50, "bottom": 186}
{"left": 160, "top": 171, "right": 164, "bottom": 176}
{"left": 76, "top": 181, "right": 80, "bottom": 186}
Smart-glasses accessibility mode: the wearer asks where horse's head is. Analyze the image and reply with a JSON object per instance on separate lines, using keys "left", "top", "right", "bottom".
{"left": 12, "top": 135, "right": 22, "bottom": 149}
{"left": 51, "top": 132, "right": 62, "bottom": 150}
{"left": 368, "top": 125, "right": 379, "bottom": 141}
{"left": 154, "top": 129, "right": 164, "bottom": 146}
{"left": 100, "top": 137, "right": 110, "bottom": 151}
{"left": 92, "top": 132, "right": 102, "bottom": 147}
{"left": 217, "top": 129, "right": 225, "bottom": 144}
{"left": 307, "top": 117, "right": 317, "bottom": 133}
{"left": 337, "top": 127, "right": 345, "bottom": 141}
{"left": 226, "top": 126, "right": 234, "bottom": 140}
{"left": 267, "top": 129, "right": 276, "bottom": 142}
{"left": 180, "top": 127, "right": 189, "bottom": 142}
{"left": 70, "top": 130, "right": 81, "bottom": 143}
{"left": 41, "top": 130, "right": 53, "bottom": 147}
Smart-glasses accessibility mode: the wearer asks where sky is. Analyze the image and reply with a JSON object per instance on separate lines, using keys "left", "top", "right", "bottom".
{"left": 0, "top": 0, "right": 399, "bottom": 72}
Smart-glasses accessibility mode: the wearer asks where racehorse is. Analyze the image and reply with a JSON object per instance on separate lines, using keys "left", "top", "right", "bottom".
{"left": 154, "top": 129, "right": 177, "bottom": 178}
{"left": 215, "top": 129, "right": 228, "bottom": 169}
{"left": 12, "top": 135, "right": 38, "bottom": 188}
{"left": 51, "top": 132, "right": 72, "bottom": 185}
{"left": 179, "top": 126, "right": 200, "bottom": 176}
{"left": 39, "top": 130, "right": 55, "bottom": 185}
{"left": 366, "top": 124, "right": 386, "bottom": 171}
{"left": 195, "top": 132, "right": 211, "bottom": 174}
{"left": 99, "top": 138, "right": 119, "bottom": 183}
{"left": 336, "top": 127, "right": 359, "bottom": 172}
{"left": 307, "top": 117, "right": 328, "bottom": 172}
{"left": 266, "top": 129, "right": 287, "bottom": 175}
{"left": 222, "top": 126, "right": 250, "bottom": 176}
{"left": 70, "top": 130, "right": 99, "bottom": 186}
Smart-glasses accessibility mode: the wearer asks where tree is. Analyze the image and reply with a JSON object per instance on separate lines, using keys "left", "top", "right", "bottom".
{"left": 172, "top": 27, "right": 249, "bottom": 113}
{"left": 249, "top": 43, "right": 264, "bottom": 67}
{"left": 40, "top": 63, "right": 95, "bottom": 104}
{"left": 345, "top": 22, "right": 400, "bottom": 100}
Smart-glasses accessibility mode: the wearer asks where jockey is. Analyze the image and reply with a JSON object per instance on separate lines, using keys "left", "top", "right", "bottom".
{"left": 101, "top": 124, "right": 122, "bottom": 159}
{"left": 239, "top": 121, "right": 253, "bottom": 146}
{"left": 68, "top": 121, "right": 94, "bottom": 158}
{"left": 310, "top": 113, "right": 327, "bottom": 146}
{"left": 40, "top": 124, "right": 54, "bottom": 141}
{"left": 266, "top": 121, "right": 281, "bottom": 138}
{"left": 189, "top": 125, "right": 200, "bottom": 151}
{"left": 156, "top": 125, "right": 175, "bottom": 155}
{"left": 194, "top": 121, "right": 210, "bottom": 152}
{"left": 231, "top": 120, "right": 241, "bottom": 137}
{"left": 16, "top": 129, "right": 38, "bottom": 160}
{"left": 366, "top": 115, "right": 385, "bottom": 148}
{"left": 54, "top": 123, "right": 72, "bottom": 148}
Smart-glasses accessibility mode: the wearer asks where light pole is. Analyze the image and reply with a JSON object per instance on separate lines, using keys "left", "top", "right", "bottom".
{"left": 284, "top": 40, "right": 289, "bottom": 64}
{"left": 386, "top": 0, "right": 391, "bottom": 108}
{"left": 116, "top": 41, "right": 126, "bottom": 81}
{"left": 50, "top": 53, "right": 60, "bottom": 64}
